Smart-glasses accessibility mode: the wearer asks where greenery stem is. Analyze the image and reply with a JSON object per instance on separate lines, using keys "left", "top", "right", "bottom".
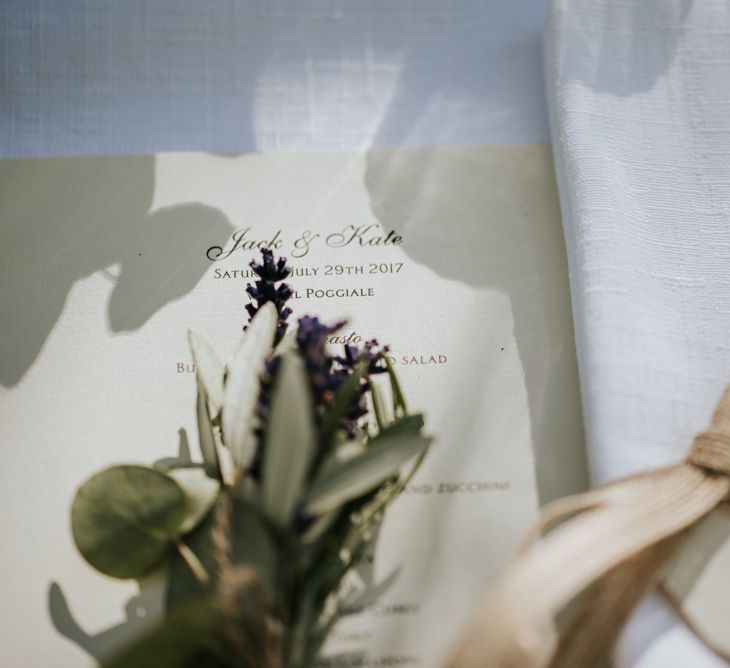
{"left": 383, "top": 354, "right": 408, "bottom": 416}
{"left": 175, "top": 540, "right": 210, "bottom": 586}
{"left": 369, "top": 381, "right": 387, "bottom": 430}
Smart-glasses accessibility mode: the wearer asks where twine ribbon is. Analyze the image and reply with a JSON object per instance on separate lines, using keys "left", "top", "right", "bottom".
{"left": 212, "top": 481, "right": 283, "bottom": 668}
{"left": 442, "top": 386, "right": 730, "bottom": 668}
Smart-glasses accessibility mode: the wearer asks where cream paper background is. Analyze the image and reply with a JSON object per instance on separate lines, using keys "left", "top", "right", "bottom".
{"left": 0, "top": 146, "right": 586, "bottom": 666}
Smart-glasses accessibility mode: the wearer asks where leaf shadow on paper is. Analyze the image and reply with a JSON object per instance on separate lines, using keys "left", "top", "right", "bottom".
{"left": 0, "top": 155, "right": 234, "bottom": 387}
{"left": 48, "top": 578, "right": 165, "bottom": 665}
{"left": 364, "top": 146, "right": 588, "bottom": 508}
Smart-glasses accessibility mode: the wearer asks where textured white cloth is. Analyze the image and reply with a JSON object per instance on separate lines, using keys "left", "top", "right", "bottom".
{"left": 0, "top": 0, "right": 548, "bottom": 157}
{"left": 545, "top": 1, "right": 730, "bottom": 666}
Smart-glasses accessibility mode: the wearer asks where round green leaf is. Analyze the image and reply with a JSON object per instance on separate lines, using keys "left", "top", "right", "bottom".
{"left": 71, "top": 465, "right": 188, "bottom": 579}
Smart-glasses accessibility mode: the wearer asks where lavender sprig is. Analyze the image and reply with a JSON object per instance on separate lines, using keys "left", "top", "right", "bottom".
{"left": 245, "top": 248, "right": 293, "bottom": 343}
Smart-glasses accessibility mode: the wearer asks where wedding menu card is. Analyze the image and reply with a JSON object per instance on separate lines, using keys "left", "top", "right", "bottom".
{"left": 0, "top": 146, "right": 586, "bottom": 667}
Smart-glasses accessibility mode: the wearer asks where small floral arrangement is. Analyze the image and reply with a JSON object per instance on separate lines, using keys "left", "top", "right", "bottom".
{"left": 70, "top": 249, "right": 431, "bottom": 668}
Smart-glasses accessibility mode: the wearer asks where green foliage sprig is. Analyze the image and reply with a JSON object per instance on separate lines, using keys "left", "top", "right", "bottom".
{"left": 70, "top": 249, "right": 431, "bottom": 668}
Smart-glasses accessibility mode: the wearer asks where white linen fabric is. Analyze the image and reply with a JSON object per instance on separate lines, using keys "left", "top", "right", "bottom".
{"left": 545, "top": 1, "right": 730, "bottom": 666}
{"left": 0, "top": 0, "right": 548, "bottom": 157}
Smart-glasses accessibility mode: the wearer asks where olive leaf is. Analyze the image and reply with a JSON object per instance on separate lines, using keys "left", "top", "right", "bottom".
{"left": 301, "top": 509, "right": 339, "bottom": 544}
{"left": 261, "top": 351, "right": 316, "bottom": 527}
{"left": 304, "top": 420, "right": 431, "bottom": 516}
{"left": 369, "top": 380, "right": 389, "bottom": 430}
{"left": 383, "top": 355, "right": 408, "bottom": 418}
{"left": 310, "top": 439, "right": 365, "bottom": 485}
{"left": 274, "top": 327, "right": 298, "bottom": 354}
{"left": 222, "top": 302, "right": 278, "bottom": 470}
{"left": 168, "top": 468, "right": 220, "bottom": 535}
{"left": 188, "top": 331, "right": 224, "bottom": 414}
{"left": 71, "top": 465, "right": 188, "bottom": 579}
{"left": 374, "top": 413, "right": 424, "bottom": 438}
{"left": 195, "top": 379, "right": 220, "bottom": 479}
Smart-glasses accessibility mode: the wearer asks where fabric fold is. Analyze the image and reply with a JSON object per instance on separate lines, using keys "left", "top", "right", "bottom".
{"left": 544, "top": 1, "right": 730, "bottom": 666}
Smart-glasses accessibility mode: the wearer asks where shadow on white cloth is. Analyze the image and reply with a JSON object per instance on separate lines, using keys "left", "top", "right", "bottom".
{"left": 545, "top": 1, "right": 728, "bottom": 666}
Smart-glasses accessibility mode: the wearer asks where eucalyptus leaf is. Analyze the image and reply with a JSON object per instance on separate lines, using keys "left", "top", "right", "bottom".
{"left": 196, "top": 380, "right": 220, "bottom": 479}
{"left": 168, "top": 468, "right": 220, "bottom": 535}
{"left": 262, "top": 351, "right": 316, "bottom": 527}
{"left": 222, "top": 302, "right": 278, "bottom": 470}
{"left": 71, "top": 465, "right": 187, "bottom": 579}
{"left": 188, "top": 331, "right": 224, "bottom": 414}
{"left": 304, "top": 423, "right": 431, "bottom": 516}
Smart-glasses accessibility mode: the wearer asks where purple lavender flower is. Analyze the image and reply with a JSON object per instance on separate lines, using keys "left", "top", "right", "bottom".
{"left": 336, "top": 339, "right": 389, "bottom": 376}
{"left": 335, "top": 339, "right": 389, "bottom": 431}
{"left": 296, "top": 316, "right": 348, "bottom": 407}
{"left": 244, "top": 251, "right": 390, "bottom": 477}
{"left": 245, "top": 248, "right": 293, "bottom": 343}
{"left": 296, "top": 317, "right": 389, "bottom": 436}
